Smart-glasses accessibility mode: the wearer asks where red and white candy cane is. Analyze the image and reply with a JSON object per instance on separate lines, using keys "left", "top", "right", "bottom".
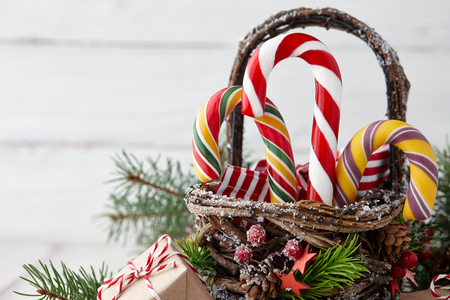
{"left": 242, "top": 32, "right": 342, "bottom": 205}
{"left": 430, "top": 274, "right": 450, "bottom": 299}
{"left": 193, "top": 86, "right": 298, "bottom": 203}
{"left": 97, "top": 234, "right": 205, "bottom": 300}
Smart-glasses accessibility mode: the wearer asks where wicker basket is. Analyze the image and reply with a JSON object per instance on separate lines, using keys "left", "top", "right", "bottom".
{"left": 186, "top": 7, "right": 411, "bottom": 300}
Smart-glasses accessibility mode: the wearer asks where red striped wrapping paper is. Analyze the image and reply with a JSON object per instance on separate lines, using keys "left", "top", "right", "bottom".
{"left": 215, "top": 165, "right": 269, "bottom": 229}
{"left": 215, "top": 165, "right": 271, "bottom": 203}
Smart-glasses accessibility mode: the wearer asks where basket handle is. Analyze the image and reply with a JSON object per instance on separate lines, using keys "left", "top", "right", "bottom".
{"left": 226, "top": 7, "right": 410, "bottom": 192}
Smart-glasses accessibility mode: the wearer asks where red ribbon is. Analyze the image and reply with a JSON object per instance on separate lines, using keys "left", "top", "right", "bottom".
{"left": 430, "top": 274, "right": 450, "bottom": 299}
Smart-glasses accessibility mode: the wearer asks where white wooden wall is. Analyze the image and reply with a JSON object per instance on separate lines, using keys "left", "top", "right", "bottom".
{"left": 1, "top": 1, "right": 449, "bottom": 298}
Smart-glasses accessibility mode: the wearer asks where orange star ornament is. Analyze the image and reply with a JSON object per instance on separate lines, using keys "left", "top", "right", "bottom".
{"left": 292, "top": 244, "right": 317, "bottom": 275}
{"left": 275, "top": 269, "right": 310, "bottom": 297}
{"left": 405, "top": 269, "right": 418, "bottom": 288}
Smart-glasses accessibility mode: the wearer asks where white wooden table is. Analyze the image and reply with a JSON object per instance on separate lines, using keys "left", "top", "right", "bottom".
{"left": 1, "top": 1, "right": 449, "bottom": 298}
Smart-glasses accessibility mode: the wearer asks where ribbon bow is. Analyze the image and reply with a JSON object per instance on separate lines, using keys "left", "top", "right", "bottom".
{"left": 97, "top": 234, "right": 205, "bottom": 300}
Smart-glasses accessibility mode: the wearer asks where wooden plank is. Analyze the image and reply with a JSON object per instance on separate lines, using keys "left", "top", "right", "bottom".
{"left": 0, "top": 43, "right": 446, "bottom": 160}
{"left": 0, "top": 0, "right": 449, "bottom": 49}
{"left": 0, "top": 146, "right": 192, "bottom": 243}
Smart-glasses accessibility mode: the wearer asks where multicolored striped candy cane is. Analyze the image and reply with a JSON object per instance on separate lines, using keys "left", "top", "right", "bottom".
{"left": 192, "top": 86, "right": 298, "bottom": 203}
{"left": 242, "top": 32, "right": 342, "bottom": 205}
{"left": 192, "top": 86, "right": 242, "bottom": 182}
{"left": 254, "top": 98, "right": 298, "bottom": 203}
{"left": 334, "top": 120, "right": 438, "bottom": 220}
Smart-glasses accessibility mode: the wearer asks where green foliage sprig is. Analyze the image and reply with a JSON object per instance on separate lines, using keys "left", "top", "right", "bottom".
{"left": 279, "top": 235, "right": 369, "bottom": 300}
{"left": 405, "top": 221, "right": 430, "bottom": 253}
{"left": 433, "top": 142, "right": 450, "bottom": 249}
{"left": 102, "top": 151, "right": 195, "bottom": 247}
{"left": 176, "top": 232, "right": 216, "bottom": 283}
{"left": 405, "top": 143, "right": 450, "bottom": 292}
{"left": 14, "top": 261, "right": 110, "bottom": 300}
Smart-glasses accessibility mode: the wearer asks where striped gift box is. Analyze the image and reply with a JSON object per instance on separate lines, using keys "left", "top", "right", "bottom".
{"left": 215, "top": 165, "right": 270, "bottom": 203}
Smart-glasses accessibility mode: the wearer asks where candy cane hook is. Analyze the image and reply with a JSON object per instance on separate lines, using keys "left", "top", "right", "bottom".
{"left": 193, "top": 86, "right": 298, "bottom": 203}
{"left": 334, "top": 120, "right": 438, "bottom": 220}
{"left": 242, "top": 32, "right": 342, "bottom": 205}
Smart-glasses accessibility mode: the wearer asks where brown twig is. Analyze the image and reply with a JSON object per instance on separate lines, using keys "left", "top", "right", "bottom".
{"left": 125, "top": 173, "right": 184, "bottom": 198}
{"left": 207, "top": 216, "right": 248, "bottom": 245}
{"left": 37, "top": 289, "right": 67, "bottom": 300}
{"left": 187, "top": 185, "right": 405, "bottom": 234}
{"left": 108, "top": 209, "right": 186, "bottom": 221}
{"left": 360, "top": 232, "right": 378, "bottom": 258}
{"left": 213, "top": 276, "right": 243, "bottom": 294}
{"left": 205, "top": 241, "right": 240, "bottom": 275}
{"left": 361, "top": 257, "right": 392, "bottom": 272}
{"left": 197, "top": 223, "right": 216, "bottom": 244}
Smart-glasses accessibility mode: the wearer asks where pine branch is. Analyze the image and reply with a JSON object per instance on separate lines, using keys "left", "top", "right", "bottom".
{"left": 36, "top": 290, "right": 67, "bottom": 300}
{"left": 405, "top": 221, "right": 426, "bottom": 253}
{"left": 109, "top": 151, "right": 192, "bottom": 197}
{"left": 432, "top": 142, "right": 450, "bottom": 249}
{"left": 124, "top": 172, "right": 184, "bottom": 198}
{"left": 102, "top": 151, "right": 195, "bottom": 247}
{"left": 280, "top": 236, "right": 370, "bottom": 300}
{"left": 176, "top": 232, "right": 216, "bottom": 283}
{"left": 108, "top": 210, "right": 186, "bottom": 221}
{"left": 14, "top": 261, "right": 110, "bottom": 300}
{"left": 103, "top": 134, "right": 255, "bottom": 247}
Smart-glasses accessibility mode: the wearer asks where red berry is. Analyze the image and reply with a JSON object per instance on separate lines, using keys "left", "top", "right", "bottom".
{"left": 399, "top": 223, "right": 409, "bottom": 232}
{"left": 400, "top": 251, "right": 418, "bottom": 269}
{"left": 283, "top": 240, "right": 303, "bottom": 260}
{"left": 390, "top": 262, "right": 406, "bottom": 279}
{"left": 420, "top": 228, "right": 434, "bottom": 243}
{"left": 417, "top": 244, "right": 432, "bottom": 261}
{"left": 247, "top": 224, "right": 267, "bottom": 246}
{"left": 234, "top": 244, "right": 253, "bottom": 264}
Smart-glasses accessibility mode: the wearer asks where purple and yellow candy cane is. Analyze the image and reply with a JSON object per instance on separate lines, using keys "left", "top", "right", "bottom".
{"left": 334, "top": 120, "right": 438, "bottom": 220}
{"left": 192, "top": 86, "right": 298, "bottom": 203}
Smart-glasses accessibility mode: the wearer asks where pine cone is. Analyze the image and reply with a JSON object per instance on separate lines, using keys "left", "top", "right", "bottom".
{"left": 367, "top": 220, "right": 411, "bottom": 261}
{"left": 239, "top": 262, "right": 281, "bottom": 300}
{"left": 430, "top": 247, "right": 450, "bottom": 273}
